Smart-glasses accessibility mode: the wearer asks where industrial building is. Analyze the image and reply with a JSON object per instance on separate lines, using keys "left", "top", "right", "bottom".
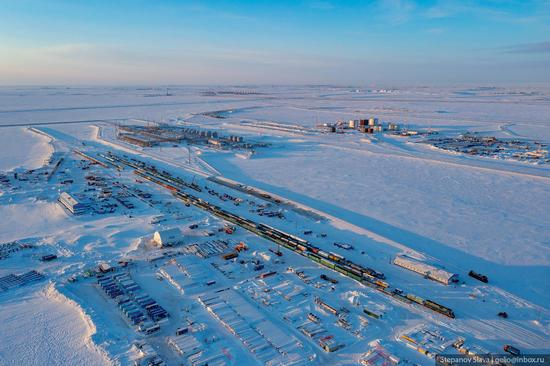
{"left": 317, "top": 124, "right": 336, "bottom": 133}
{"left": 208, "top": 139, "right": 223, "bottom": 147}
{"left": 115, "top": 124, "right": 261, "bottom": 153}
{"left": 152, "top": 228, "right": 183, "bottom": 247}
{"left": 387, "top": 123, "right": 399, "bottom": 131}
{"left": 393, "top": 256, "right": 458, "bottom": 285}
{"left": 118, "top": 134, "right": 155, "bottom": 147}
{"left": 58, "top": 192, "right": 89, "bottom": 215}
{"left": 345, "top": 117, "right": 394, "bottom": 134}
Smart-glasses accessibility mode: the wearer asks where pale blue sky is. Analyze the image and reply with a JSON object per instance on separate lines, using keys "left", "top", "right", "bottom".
{"left": 1, "top": 0, "right": 549, "bottom": 85}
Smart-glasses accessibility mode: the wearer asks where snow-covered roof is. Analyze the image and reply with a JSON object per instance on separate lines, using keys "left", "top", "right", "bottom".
{"left": 393, "top": 256, "right": 457, "bottom": 284}
{"left": 59, "top": 192, "right": 79, "bottom": 206}
{"left": 153, "top": 228, "right": 182, "bottom": 246}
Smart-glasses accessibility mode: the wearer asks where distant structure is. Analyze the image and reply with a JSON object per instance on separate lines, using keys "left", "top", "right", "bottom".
{"left": 118, "top": 134, "right": 154, "bottom": 147}
{"left": 387, "top": 123, "right": 399, "bottom": 131}
{"left": 98, "top": 262, "right": 113, "bottom": 273}
{"left": 393, "top": 256, "right": 458, "bottom": 285}
{"left": 317, "top": 123, "right": 336, "bottom": 133}
{"left": 58, "top": 192, "right": 89, "bottom": 215}
{"left": 208, "top": 138, "right": 223, "bottom": 147}
{"left": 334, "top": 117, "right": 400, "bottom": 134}
{"left": 153, "top": 228, "right": 183, "bottom": 247}
{"left": 115, "top": 124, "right": 266, "bottom": 151}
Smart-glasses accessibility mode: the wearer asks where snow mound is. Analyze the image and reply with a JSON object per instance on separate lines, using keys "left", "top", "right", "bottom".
{"left": 0, "top": 127, "right": 53, "bottom": 171}
{"left": 0, "top": 283, "right": 110, "bottom": 366}
{"left": 0, "top": 201, "right": 67, "bottom": 242}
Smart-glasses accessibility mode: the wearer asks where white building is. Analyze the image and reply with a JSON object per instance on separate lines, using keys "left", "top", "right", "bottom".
{"left": 208, "top": 139, "right": 223, "bottom": 147}
{"left": 393, "top": 256, "right": 458, "bottom": 285}
{"left": 58, "top": 192, "right": 89, "bottom": 215}
{"left": 98, "top": 262, "right": 112, "bottom": 273}
{"left": 348, "top": 120, "right": 358, "bottom": 129}
{"left": 152, "top": 228, "right": 183, "bottom": 247}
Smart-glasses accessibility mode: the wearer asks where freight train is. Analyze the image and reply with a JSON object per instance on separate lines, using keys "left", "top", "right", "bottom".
{"left": 101, "top": 152, "right": 455, "bottom": 319}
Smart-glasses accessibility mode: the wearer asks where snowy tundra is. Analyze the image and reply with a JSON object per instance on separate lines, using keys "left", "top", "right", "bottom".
{"left": 0, "top": 85, "right": 548, "bottom": 365}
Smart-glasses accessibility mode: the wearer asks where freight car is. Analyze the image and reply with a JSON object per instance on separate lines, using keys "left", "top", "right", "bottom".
{"left": 468, "top": 270, "right": 488, "bottom": 283}
{"left": 423, "top": 300, "right": 455, "bottom": 318}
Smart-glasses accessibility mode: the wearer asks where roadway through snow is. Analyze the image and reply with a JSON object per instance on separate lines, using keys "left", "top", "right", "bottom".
{"left": 207, "top": 112, "right": 550, "bottom": 180}
{"left": 313, "top": 133, "right": 550, "bottom": 181}
{"left": 0, "top": 97, "right": 271, "bottom": 114}
{"left": 0, "top": 119, "right": 116, "bottom": 128}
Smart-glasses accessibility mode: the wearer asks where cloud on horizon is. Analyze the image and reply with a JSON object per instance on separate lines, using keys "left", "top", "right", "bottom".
{"left": 500, "top": 41, "right": 550, "bottom": 54}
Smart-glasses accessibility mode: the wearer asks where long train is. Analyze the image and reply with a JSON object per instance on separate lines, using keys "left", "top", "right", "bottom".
{"left": 172, "top": 190, "right": 455, "bottom": 319}
{"left": 97, "top": 152, "right": 455, "bottom": 319}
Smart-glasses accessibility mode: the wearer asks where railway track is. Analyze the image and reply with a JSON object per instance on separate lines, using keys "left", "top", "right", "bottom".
{"left": 93, "top": 151, "right": 456, "bottom": 319}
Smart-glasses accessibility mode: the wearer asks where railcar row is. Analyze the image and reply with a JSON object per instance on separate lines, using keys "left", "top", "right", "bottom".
{"left": 92, "top": 151, "right": 455, "bottom": 319}
{"left": 176, "top": 187, "right": 455, "bottom": 319}
{"left": 106, "top": 152, "right": 202, "bottom": 192}
{"left": 73, "top": 149, "right": 109, "bottom": 168}
{"left": 251, "top": 224, "right": 454, "bottom": 318}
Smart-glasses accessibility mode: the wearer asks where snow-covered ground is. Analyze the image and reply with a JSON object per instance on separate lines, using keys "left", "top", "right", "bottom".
{"left": 0, "top": 284, "right": 109, "bottom": 366}
{"left": 0, "top": 85, "right": 548, "bottom": 365}
{"left": 0, "top": 127, "right": 53, "bottom": 171}
{"left": 215, "top": 143, "right": 548, "bottom": 258}
{"left": 0, "top": 200, "right": 67, "bottom": 241}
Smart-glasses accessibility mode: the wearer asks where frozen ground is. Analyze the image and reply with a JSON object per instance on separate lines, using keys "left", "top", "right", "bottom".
{"left": 0, "top": 85, "right": 549, "bottom": 365}
{"left": 0, "top": 200, "right": 67, "bottom": 241}
{"left": 0, "top": 284, "right": 109, "bottom": 366}
{"left": 0, "top": 127, "right": 53, "bottom": 171}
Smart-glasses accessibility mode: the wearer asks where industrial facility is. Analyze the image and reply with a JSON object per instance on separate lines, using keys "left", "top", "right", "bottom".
{"left": 2, "top": 110, "right": 539, "bottom": 366}
{"left": 318, "top": 117, "right": 402, "bottom": 135}
{"left": 422, "top": 133, "right": 549, "bottom": 164}
{"left": 115, "top": 123, "right": 266, "bottom": 152}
